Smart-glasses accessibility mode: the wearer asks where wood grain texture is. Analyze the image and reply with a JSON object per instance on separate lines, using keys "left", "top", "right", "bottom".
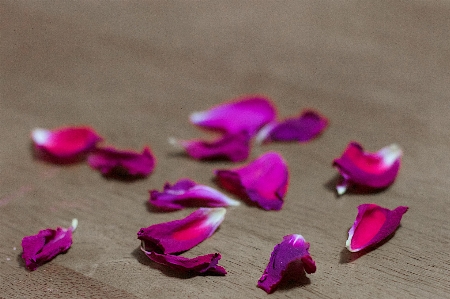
{"left": 1, "top": 1, "right": 450, "bottom": 298}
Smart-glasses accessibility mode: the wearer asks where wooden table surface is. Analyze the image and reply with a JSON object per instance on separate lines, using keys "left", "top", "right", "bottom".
{"left": 1, "top": 1, "right": 450, "bottom": 298}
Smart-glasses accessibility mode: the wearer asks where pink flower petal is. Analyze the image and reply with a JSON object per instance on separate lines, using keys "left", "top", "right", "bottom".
{"left": 31, "top": 126, "right": 102, "bottom": 160}
{"left": 215, "top": 152, "right": 289, "bottom": 211}
{"left": 169, "top": 131, "right": 251, "bottom": 162}
{"left": 137, "top": 208, "right": 226, "bottom": 254}
{"left": 87, "top": 146, "right": 156, "bottom": 177}
{"left": 256, "top": 110, "right": 328, "bottom": 143}
{"left": 149, "top": 179, "right": 240, "bottom": 210}
{"left": 258, "top": 234, "right": 316, "bottom": 294}
{"left": 21, "top": 219, "right": 78, "bottom": 271}
{"left": 346, "top": 204, "right": 408, "bottom": 252}
{"left": 190, "top": 95, "right": 277, "bottom": 135}
{"left": 332, "top": 142, "right": 402, "bottom": 195}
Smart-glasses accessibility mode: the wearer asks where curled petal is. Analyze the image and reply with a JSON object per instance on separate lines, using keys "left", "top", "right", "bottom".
{"left": 215, "top": 152, "right": 289, "bottom": 211}
{"left": 346, "top": 204, "right": 408, "bottom": 252}
{"left": 258, "top": 234, "right": 316, "bottom": 294}
{"left": 169, "top": 132, "right": 251, "bottom": 162}
{"left": 332, "top": 142, "right": 402, "bottom": 195}
{"left": 190, "top": 95, "right": 277, "bottom": 135}
{"left": 31, "top": 126, "right": 102, "bottom": 160}
{"left": 256, "top": 110, "right": 328, "bottom": 144}
{"left": 21, "top": 219, "right": 78, "bottom": 271}
{"left": 137, "top": 208, "right": 226, "bottom": 254}
{"left": 149, "top": 179, "right": 240, "bottom": 210}
{"left": 87, "top": 146, "right": 156, "bottom": 177}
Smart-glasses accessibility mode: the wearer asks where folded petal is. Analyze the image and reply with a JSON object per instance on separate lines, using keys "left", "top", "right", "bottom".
{"left": 169, "top": 131, "right": 251, "bottom": 162}
{"left": 149, "top": 179, "right": 240, "bottom": 210}
{"left": 190, "top": 95, "right": 277, "bottom": 135}
{"left": 87, "top": 146, "right": 156, "bottom": 177}
{"left": 31, "top": 126, "right": 102, "bottom": 160}
{"left": 256, "top": 110, "right": 328, "bottom": 143}
{"left": 346, "top": 204, "right": 408, "bottom": 252}
{"left": 215, "top": 152, "right": 289, "bottom": 211}
{"left": 21, "top": 219, "right": 78, "bottom": 271}
{"left": 137, "top": 208, "right": 226, "bottom": 254}
{"left": 258, "top": 234, "right": 316, "bottom": 294}
{"left": 332, "top": 142, "right": 402, "bottom": 195}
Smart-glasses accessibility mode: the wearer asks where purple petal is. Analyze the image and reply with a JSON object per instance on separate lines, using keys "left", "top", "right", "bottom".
{"left": 258, "top": 234, "right": 316, "bottom": 294}
{"left": 149, "top": 179, "right": 240, "bottom": 210}
{"left": 21, "top": 219, "right": 78, "bottom": 271}
{"left": 137, "top": 208, "right": 226, "bottom": 254}
{"left": 87, "top": 146, "right": 156, "bottom": 177}
{"left": 215, "top": 152, "right": 289, "bottom": 210}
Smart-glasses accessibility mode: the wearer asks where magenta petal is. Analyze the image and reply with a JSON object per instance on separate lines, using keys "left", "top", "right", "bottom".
{"left": 258, "top": 234, "right": 316, "bottom": 294}
{"left": 87, "top": 146, "right": 156, "bottom": 177}
{"left": 332, "top": 142, "right": 402, "bottom": 195}
{"left": 31, "top": 126, "right": 102, "bottom": 160}
{"left": 137, "top": 208, "right": 226, "bottom": 254}
{"left": 346, "top": 204, "right": 408, "bottom": 252}
{"left": 149, "top": 179, "right": 240, "bottom": 210}
{"left": 215, "top": 152, "right": 289, "bottom": 211}
{"left": 21, "top": 219, "right": 78, "bottom": 271}
{"left": 190, "top": 95, "right": 277, "bottom": 135}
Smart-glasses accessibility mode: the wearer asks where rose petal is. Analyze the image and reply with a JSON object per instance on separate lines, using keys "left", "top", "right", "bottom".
{"left": 190, "top": 95, "right": 277, "bottom": 135}
{"left": 31, "top": 126, "right": 102, "bottom": 160}
{"left": 149, "top": 179, "right": 240, "bottom": 210}
{"left": 21, "top": 219, "right": 78, "bottom": 271}
{"left": 87, "top": 146, "right": 156, "bottom": 177}
{"left": 215, "top": 152, "right": 289, "bottom": 211}
{"left": 169, "top": 131, "right": 251, "bottom": 162}
{"left": 258, "top": 234, "right": 316, "bottom": 294}
{"left": 256, "top": 110, "right": 328, "bottom": 144}
{"left": 137, "top": 208, "right": 226, "bottom": 254}
{"left": 346, "top": 204, "right": 408, "bottom": 252}
{"left": 332, "top": 142, "right": 402, "bottom": 195}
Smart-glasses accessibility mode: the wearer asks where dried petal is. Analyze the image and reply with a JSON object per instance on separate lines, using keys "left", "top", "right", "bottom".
{"left": 332, "top": 142, "right": 402, "bottom": 195}
{"left": 346, "top": 204, "right": 408, "bottom": 252}
{"left": 21, "top": 219, "right": 78, "bottom": 271}
{"left": 258, "top": 234, "right": 316, "bottom": 294}
{"left": 137, "top": 208, "right": 226, "bottom": 254}
{"left": 190, "top": 95, "right": 277, "bottom": 135}
{"left": 215, "top": 152, "right": 289, "bottom": 211}
{"left": 87, "top": 146, "right": 156, "bottom": 177}
{"left": 256, "top": 110, "right": 328, "bottom": 143}
{"left": 149, "top": 179, "right": 240, "bottom": 210}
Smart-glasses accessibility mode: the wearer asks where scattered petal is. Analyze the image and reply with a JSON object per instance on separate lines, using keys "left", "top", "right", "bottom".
{"left": 332, "top": 142, "right": 402, "bottom": 195}
{"left": 137, "top": 208, "right": 226, "bottom": 254}
{"left": 258, "top": 234, "right": 316, "bottom": 294}
{"left": 346, "top": 204, "right": 408, "bottom": 252}
{"left": 256, "top": 110, "right": 328, "bottom": 144}
{"left": 149, "top": 179, "right": 240, "bottom": 210}
{"left": 190, "top": 95, "right": 277, "bottom": 135}
{"left": 215, "top": 152, "right": 289, "bottom": 210}
{"left": 87, "top": 146, "right": 156, "bottom": 177}
{"left": 169, "top": 131, "right": 251, "bottom": 162}
{"left": 31, "top": 126, "right": 102, "bottom": 161}
{"left": 21, "top": 219, "right": 77, "bottom": 271}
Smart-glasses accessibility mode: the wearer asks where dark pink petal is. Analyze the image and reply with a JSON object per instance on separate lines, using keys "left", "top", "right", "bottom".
{"left": 31, "top": 126, "right": 102, "bottom": 160}
{"left": 21, "top": 219, "right": 78, "bottom": 271}
{"left": 169, "top": 131, "right": 251, "bottom": 162}
{"left": 256, "top": 110, "right": 328, "bottom": 143}
{"left": 137, "top": 208, "right": 226, "bottom": 254}
{"left": 87, "top": 146, "right": 156, "bottom": 177}
{"left": 258, "top": 234, "right": 316, "bottom": 294}
{"left": 215, "top": 152, "right": 289, "bottom": 211}
{"left": 149, "top": 179, "right": 240, "bottom": 210}
{"left": 332, "top": 142, "right": 402, "bottom": 195}
{"left": 190, "top": 95, "right": 277, "bottom": 135}
{"left": 346, "top": 204, "right": 408, "bottom": 252}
